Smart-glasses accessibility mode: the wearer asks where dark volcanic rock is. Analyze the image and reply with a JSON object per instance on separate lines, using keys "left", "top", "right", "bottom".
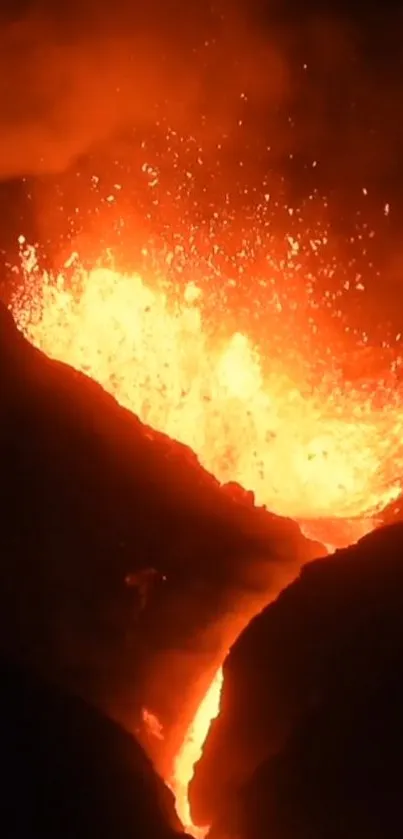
{"left": 238, "top": 664, "right": 403, "bottom": 839}
{"left": 0, "top": 655, "right": 185, "bottom": 839}
{"left": 192, "top": 521, "right": 403, "bottom": 836}
{"left": 0, "top": 302, "right": 323, "bottom": 774}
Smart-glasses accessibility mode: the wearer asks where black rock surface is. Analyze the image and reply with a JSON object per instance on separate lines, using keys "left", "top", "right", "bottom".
{"left": 191, "top": 521, "right": 403, "bottom": 838}
{"left": 0, "top": 654, "right": 186, "bottom": 839}
{"left": 237, "top": 661, "right": 403, "bottom": 839}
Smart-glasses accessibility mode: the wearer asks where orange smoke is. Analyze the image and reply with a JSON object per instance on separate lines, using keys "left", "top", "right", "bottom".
{"left": 0, "top": 1, "right": 288, "bottom": 179}
{"left": 13, "top": 242, "right": 403, "bottom": 522}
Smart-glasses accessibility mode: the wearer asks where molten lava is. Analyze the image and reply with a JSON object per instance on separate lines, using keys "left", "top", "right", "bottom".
{"left": 170, "top": 668, "right": 224, "bottom": 836}
{"left": 13, "top": 243, "right": 403, "bottom": 522}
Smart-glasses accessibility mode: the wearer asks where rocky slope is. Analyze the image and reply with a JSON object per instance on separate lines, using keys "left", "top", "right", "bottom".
{"left": 191, "top": 521, "right": 403, "bottom": 837}
{"left": 0, "top": 302, "right": 323, "bottom": 774}
{"left": 0, "top": 654, "right": 186, "bottom": 839}
{"left": 237, "top": 660, "right": 403, "bottom": 839}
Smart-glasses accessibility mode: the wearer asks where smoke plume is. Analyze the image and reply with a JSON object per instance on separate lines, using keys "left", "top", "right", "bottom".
{"left": 0, "top": 1, "right": 290, "bottom": 178}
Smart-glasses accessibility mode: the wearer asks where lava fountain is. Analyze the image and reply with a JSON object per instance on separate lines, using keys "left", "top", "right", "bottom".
{"left": 12, "top": 241, "right": 403, "bottom": 523}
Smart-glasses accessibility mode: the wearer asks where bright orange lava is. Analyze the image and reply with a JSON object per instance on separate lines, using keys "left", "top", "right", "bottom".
{"left": 170, "top": 668, "right": 224, "bottom": 836}
{"left": 13, "top": 244, "right": 403, "bottom": 522}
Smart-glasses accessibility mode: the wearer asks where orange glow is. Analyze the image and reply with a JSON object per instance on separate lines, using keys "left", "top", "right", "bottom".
{"left": 170, "top": 667, "right": 224, "bottom": 836}
{"left": 141, "top": 670, "right": 224, "bottom": 836}
{"left": 141, "top": 708, "right": 164, "bottom": 741}
{"left": 12, "top": 243, "right": 403, "bottom": 522}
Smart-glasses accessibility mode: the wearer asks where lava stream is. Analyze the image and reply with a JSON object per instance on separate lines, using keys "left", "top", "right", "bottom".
{"left": 170, "top": 667, "right": 224, "bottom": 837}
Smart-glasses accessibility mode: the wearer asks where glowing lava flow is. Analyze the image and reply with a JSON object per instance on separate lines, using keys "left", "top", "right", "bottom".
{"left": 170, "top": 667, "right": 224, "bottom": 837}
{"left": 13, "top": 247, "right": 403, "bottom": 522}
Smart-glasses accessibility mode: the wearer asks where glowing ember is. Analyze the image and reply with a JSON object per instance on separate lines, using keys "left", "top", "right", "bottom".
{"left": 12, "top": 243, "right": 403, "bottom": 521}
{"left": 142, "top": 708, "right": 164, "bottom": 741}
{"left": 170, "top": 667, "right": 224, "bottom": 837}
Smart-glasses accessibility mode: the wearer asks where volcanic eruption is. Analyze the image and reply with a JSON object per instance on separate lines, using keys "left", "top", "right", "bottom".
{"left": 9, "top": 125, "right": 403, "bottom": 837}
{"left": 2, "top": 0, "right": 403, "bottom": 836}
{"left": 12, "top": 230, "right": 403, "bottom": 526}
{"left": 8, "top": 195, "right": 403, "bottom": 833}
